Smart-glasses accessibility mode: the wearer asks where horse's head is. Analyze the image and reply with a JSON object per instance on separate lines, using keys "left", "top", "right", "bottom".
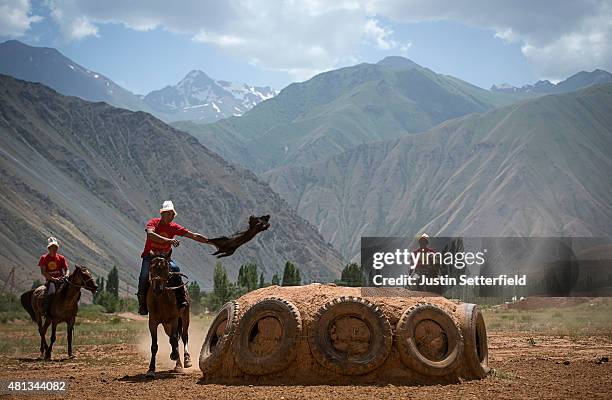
{"left": 72, "top": 265, "right": 98, "bottom": 294}
{"left": 149, "top": 255, "right": 170, "bottom": 296}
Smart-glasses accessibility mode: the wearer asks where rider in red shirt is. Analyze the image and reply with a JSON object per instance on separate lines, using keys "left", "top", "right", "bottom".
{"left": 38, "top": 237, "right": 69, "bottom": 316}
{"left": 137, "top": 200, "right": 215, "bottom": 315}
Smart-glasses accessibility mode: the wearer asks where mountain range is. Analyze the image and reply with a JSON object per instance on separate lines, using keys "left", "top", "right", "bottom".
{"left": 264, "top": 84, "right": 612, "bottom": 260}
{"left": 0, "top": 74, "right": 343, "bottom": 290}
{"left": 491, "top": 69, "right": 612, "bottom": 94}
{"left": 175, "top": 56, "right": 525, "bottom": 173}
{"left": 0, "top": 40, "right": 277, "bottom": 124}
{"left": 143, "top": 70, "right": 277, "bottom": 122}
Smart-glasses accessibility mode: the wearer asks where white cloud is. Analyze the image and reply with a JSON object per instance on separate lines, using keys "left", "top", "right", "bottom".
{"left": 42, "top": 0, "right": 612, "bottom": 81}
{"left": 0, "top": 0, "right": 42, "bottom": 37}
{"left": 367, "top": 0, "right": 612, "bottom": 81}
{"left": 363, "top": 18, "right": 397, "bottom": 50}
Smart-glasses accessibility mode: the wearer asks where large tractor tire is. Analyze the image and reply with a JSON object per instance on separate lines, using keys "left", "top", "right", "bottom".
{"left": 233, "top": 297, "right": 302, "bottom": 375}
{"left": 308, "top": 296, "right": 392, "bottom": 376}
{"left": 459, "top": 303, "right": 490, "bottom": 379}
{"left": 199, "top": 300, "right": 239, "bottom": 374}
{"left": 396, "top": 303, "right": 463, "bottom": 376}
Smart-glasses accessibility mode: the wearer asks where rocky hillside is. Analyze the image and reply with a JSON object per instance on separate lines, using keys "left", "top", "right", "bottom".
{"left": 0, "top": 74, "right": 344, "bottom": 290}
{"left": 176, "top": 56, "right": 522, "bottom": 173}
{"left": 265, "top": 84, "right": 612, "bottom": 260}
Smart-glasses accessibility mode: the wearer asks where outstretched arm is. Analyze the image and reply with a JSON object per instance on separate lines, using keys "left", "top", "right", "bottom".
{"left": 184, "top": 231, "right": 211, "bottom": 245}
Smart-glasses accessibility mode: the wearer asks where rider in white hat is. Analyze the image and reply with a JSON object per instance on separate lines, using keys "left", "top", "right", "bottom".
{"left": 38, "top": 236, "right": 69, "bottom": 316}
{"left": 136, "top": 200, "right": 215, "bottom": 315}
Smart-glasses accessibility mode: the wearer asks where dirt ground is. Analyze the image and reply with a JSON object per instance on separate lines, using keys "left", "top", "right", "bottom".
{"left": 0, "top": 330, "right": 610, "bottom": 399}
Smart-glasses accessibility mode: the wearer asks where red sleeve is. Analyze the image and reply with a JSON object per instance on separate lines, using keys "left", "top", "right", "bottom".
{"left": 38, "top": 256, "right": 45, "bottom": 267}
{"left": 145, "top": 218, "right": 158, "bottom": 230}
{"left": 172, "top": 223, "right": 189, "bottom": 237}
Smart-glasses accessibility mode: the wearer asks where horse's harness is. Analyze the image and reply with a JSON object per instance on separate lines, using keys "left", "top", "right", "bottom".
{"left": 63, "top": 271, "right": 95, "bottom": 289}
{"left": 149, "top": 256, "right": 189, "bottom": 291}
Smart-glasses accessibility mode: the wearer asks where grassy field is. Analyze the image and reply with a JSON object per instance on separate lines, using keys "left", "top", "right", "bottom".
{"left": 482, "top": 299, "right": 612, "bottom": 340}
{"left": 1, "top": 299, "right": 610, "bottom": 362}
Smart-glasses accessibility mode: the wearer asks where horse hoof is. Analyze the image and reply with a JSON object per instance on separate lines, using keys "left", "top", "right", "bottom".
{"left": 145, "top": 370, "right": 155, "bottom": 379}
{"left": 170, "top": 351, "right": 179, "bottom": 361}
{"left": 68, "top": 354, "right": 76, "bottom": 359}
{"left": 174, "top": 366, "right": 183, "bottom": 373}
{"left": 44, "top": 355, "right": 51, "bottom": 362}
{"left": 184, "top": 359, "right": 192, "bottom": 368}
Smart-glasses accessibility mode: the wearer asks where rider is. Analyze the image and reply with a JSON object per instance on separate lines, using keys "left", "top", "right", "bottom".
{"left": 137, "top": 200, "right": 212, "bottom": 315}
{"left": 38, "top": 237, "right": 69, "bottom": 317}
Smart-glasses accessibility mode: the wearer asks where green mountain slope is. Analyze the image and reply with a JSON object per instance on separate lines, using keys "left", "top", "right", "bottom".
{"left": 264, "top": 84, "right": 612, "bottom": 260}
{"left": 176, "top": 57, "right": 520, "bottom": 173}
{"left": 0, "top": 74, "right": 344, "bottom": 290}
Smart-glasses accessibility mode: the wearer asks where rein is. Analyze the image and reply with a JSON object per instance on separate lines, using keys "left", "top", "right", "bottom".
{"left": 149, "top": 259, "right": 189, "bottom": 291}
{"left": 64, "top": 275, "right": 95, "bottom": 289}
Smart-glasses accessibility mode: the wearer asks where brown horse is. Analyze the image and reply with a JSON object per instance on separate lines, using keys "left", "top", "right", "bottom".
{"left": 146, "top": 255, "right": 191, "bottom": 378}
{"left": 20, "top": 266, "right": 98, "bottom": 361}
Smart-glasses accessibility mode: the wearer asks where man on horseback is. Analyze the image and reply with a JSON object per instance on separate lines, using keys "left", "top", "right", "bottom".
{"left": 137, "top": 200, "right": 213, "bottom": 315}
{"left": 38, "top": 237, "right": 69, "bottom": 317}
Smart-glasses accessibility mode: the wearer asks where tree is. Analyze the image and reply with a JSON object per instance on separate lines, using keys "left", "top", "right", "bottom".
{"left": 281, "top": 261, "right": 301, "bottom": 286}
{"left": 237, "top": 263, "right": 259, "bottom": 293}
{"left": 259, "top": 272, "right": 265, "bottom": 288}
{"left": 93, "top": 277, "right": 105, "bottom": 304}
{"left": 188, "top": 281, "right": 202, "bottom": 314}
{"left": 337, "top": 263, "right": 364, "bottom": 287}
{"left": 106, "top": 266, "right": 119, "bottom": 297}
{"left": 271, "top": 274, "right": 280, "bottom": 286}
{"left": 212, "top": 261, "right": 236, "bottom": 310}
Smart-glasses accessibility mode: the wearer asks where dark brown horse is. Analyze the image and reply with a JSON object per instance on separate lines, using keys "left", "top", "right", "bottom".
{"left": 20, "top": 266, "right": 98, "bottom": 361}
{"left": 146, "top": 255, "right": 191, "bottom": 378}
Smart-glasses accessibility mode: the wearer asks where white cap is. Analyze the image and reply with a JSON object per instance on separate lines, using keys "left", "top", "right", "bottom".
{"left": 47, "top": 236, "right": 59, "bottom": 249}
{"left": 160, "top": 200, "right": 176, "bottom": 215}
{"left": 417, "top": 233, "right": 430, "bottom": 241}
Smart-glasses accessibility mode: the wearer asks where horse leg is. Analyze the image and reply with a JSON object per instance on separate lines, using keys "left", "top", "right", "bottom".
{"left": 44, "top": 321, "right": 57, "bottom": 361}
{"left": 164, "top": 322, "right": 182, "bottom": 372}
{"left": 38, "top": 317, "right": 50, "bottom": 358}
{"left": 181, "top": 314, "right": 191, "bottom": 368}
{"left": 146, "top": 320, "right": 158, "bottom": 379}
{"left": 67, "top": 317, "right": 75, "bottom": 358}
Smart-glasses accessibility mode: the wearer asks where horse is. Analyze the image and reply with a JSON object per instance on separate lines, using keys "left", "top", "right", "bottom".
{"left": 146, "top": 255, "right": 191, "bottom": 378}
{"left": 20, "top": 265, "right": 98, "bottom": 361}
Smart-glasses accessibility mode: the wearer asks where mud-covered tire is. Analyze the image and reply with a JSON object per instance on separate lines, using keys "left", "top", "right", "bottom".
{"left": 199, "top": 300, "right": 239, "bottom": 374}
{"left": 458, "top": 303, "right": 489, "bottom": 379}
{"left": 308, "top": 296, "right": 392, "bottom": 375}
{"left": 396, "top": 303, "right": 463, "bottom": 376}
{"left": 233, "top": 297, "right": 302, "bottom": 375}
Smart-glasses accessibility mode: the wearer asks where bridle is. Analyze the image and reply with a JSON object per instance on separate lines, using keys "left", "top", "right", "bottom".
{"left": 149, "top": 257, "right": 189, "bottom": 291}
{"left": 63, "top": 268, "right": 96, "bottom": 289}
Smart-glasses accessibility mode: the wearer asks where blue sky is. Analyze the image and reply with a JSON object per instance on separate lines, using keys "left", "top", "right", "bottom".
{"left": 1, "top": 1, "right": 610, "bottom": 95}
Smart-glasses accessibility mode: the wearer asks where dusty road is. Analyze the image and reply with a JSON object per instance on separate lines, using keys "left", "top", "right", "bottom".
{"left": 0, "top": 331, "right": 610, "bottom": 400}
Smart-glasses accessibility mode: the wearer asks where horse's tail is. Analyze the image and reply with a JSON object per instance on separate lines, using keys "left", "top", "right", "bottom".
{"left": 20, "top": 289, "right": 36, "bottom": 322}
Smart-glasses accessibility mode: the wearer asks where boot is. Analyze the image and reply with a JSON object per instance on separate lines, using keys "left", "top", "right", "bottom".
{"left": 174, "top": 287, "right": 188, "bottom": 310}
{"left": 137, "top": 293, "right": 148, "bottom": 315}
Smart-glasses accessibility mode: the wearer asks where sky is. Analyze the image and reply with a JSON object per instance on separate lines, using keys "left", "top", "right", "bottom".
{"left": 1, "top": 0, "right": 611, "bottom": 95}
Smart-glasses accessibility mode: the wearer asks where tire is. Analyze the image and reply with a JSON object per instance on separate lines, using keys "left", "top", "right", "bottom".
{"left": 233, "top": 297, "right": 302, "bottom": 375}
{"left": 458, "top": 303, "right": 489, "bottom": 379}
{"left": 308, "top": 296, "right": 392, "bottom": 376}
{"left": 396, "top": 303, "right": 463, "bottom": 376}
{"left": 199, "top": 300, "right": 239, "bottom": 374}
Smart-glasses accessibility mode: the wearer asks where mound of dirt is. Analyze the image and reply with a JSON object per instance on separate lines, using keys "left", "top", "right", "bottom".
{"left": 199, "top": 284, "right": 489, "bottom": 385}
